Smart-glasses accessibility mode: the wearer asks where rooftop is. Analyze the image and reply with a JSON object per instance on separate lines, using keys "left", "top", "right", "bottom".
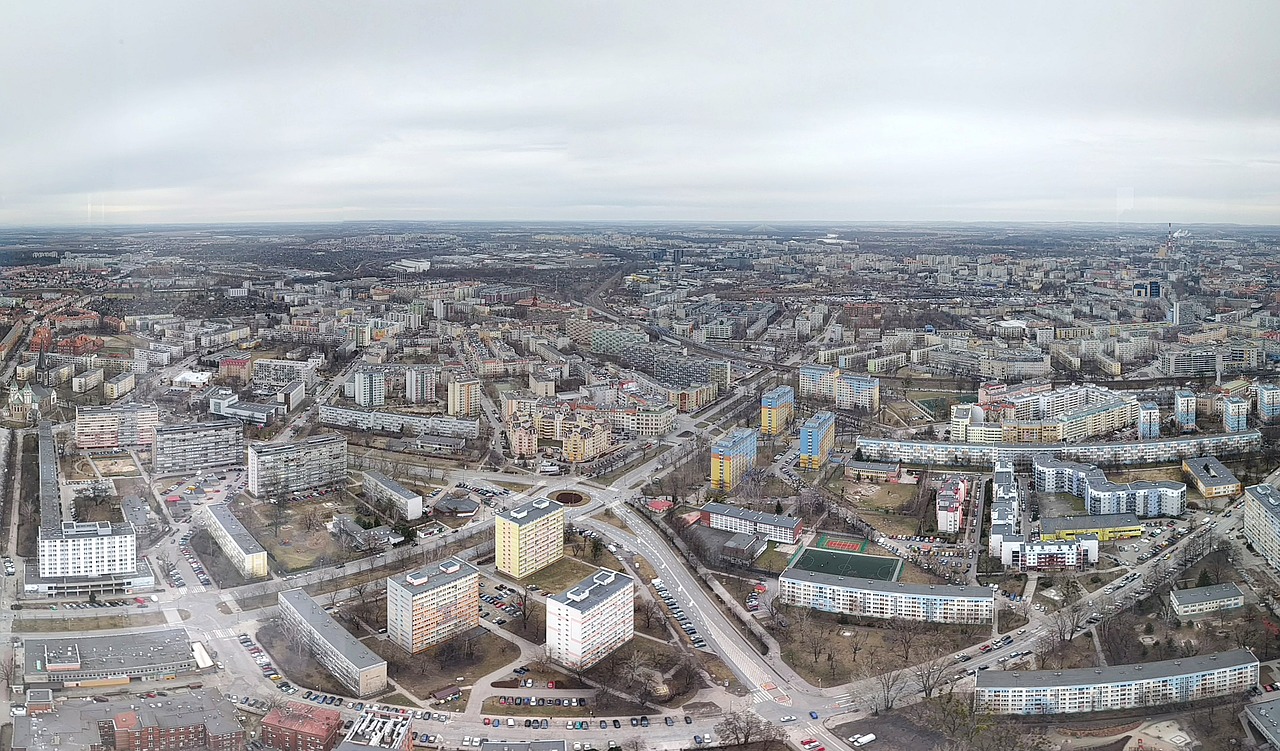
{"left": 23, "top": 628, "right": 195, "bottom": 676}
{"left": 363, "top": 469, "right": 421, "bottom": 501}
{"left": 392, "top": 558, "right": 479, "bottom": 596}
{"left": 335, "top": 708, "right": 413, "bottom": 749}
{"left": 1182, "top": 456, "right": 1241, "bottom": 489}
{"left": 13, "top": 689, "right": 241, "bottom": 750}
{"left": 497, "top": 497, "right": 564, "bottom": 526}
{"left": 206, "top": 503, "right": 265, "bottom": 555}
{"left": 1170, "top": 582, "right": 1244, "bottom": 607}
{"left": 779, "top": 567, "right": 994, "bottom": 599}
{"left": 550, "top": 568, "right": 634, "bottom": 613}
{"left": 278, "top": 589, "right": 387, "bottom": 671}
{"left": 250, "top": 432, "right": 345, "bottom": 456}
{"left": 702, "top": 502, "right": 802, "bottom": 530}
{"left": 976, "top": 649, "right": 1257, "bottom": 690}
{"left": 1040, "top": 513, "right": 1141, "bottom": 533}
{"left": 264, "top": 701, "right": 343, "bottom": 736}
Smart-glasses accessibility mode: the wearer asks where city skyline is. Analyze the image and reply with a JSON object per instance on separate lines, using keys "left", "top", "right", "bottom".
{"left": 2, "top": 1, "right": 1278, "bottom": 226}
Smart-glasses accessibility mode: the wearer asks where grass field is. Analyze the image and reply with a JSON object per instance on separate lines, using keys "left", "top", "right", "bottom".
{"left": 790, "top": 547, "right": 902, "bottom": 581}
{"left": 511, "top": 557, "right": 599, "bottom": 595}
{"left": 367, "top": 629, "right": 519, "bottom": 706}
{"left": 13, "top": 612, "right": 172, "bottom": 632}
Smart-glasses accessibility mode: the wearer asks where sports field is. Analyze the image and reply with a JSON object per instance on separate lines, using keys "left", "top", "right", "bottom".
{"left": 788, "top": 546, "right": 903, "bottom": 582}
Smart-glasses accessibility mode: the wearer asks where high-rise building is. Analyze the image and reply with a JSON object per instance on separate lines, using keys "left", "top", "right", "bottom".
{"left": 386, "top": 558, "right": 479, "bottom": 653}
{"left": 835, "top": 373, "right": 880, "bottom": 413}
{"left": 798, "top": 411, "right": 836, "bottom": 470}
{"left": 710, "top": 428, "right": 758, "bottom": 492}
{"left": 1174, "top": 389, "right": 1197, "bottom": 430}
{"left": 1257, "top": 383, "right": 1280, "bottom": 423}
{"left": 1243, "top": 484, "right": 1280, "bottom": 573}
{"left": 405, "top": 366, "right": 438, "bottom": 403}
{"left": 152, "top": 419, "right": 245, "bottom": 474}
{"left": 248, "top": 434, "right": 347, "bottom": 496}
{"left": 546, "top": 568, "right": 635, "bottom": 670}
{"left": 798, "top": 363, "right": 839, "bottom": 400}
{"left": 353, "top": 370, "right": 386, "bottom": 408}
{"left": 74, "top": 403, "right": 159, "bottom": 449}
{"left": 495, "top": 498, "right": 566, "bottom": 579}
{"left": 759, "top": 386, "right": 795, "bottom": 436}
{"left": 1223, "top": 396, "right": 1248, "bottom": 433}
{"left": 1137, "top": 402, "right": 1160, "bottom": 439}
{"left": 447, "top": 377, "right": 481, "bottom": 417}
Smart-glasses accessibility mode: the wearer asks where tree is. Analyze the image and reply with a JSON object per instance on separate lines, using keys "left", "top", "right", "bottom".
{"left": 1195, "top": 568, "right": 1213, "bottom": 588}
{"left": 637, "top": 599, "right": 664, "bottom": 631}
{"left": 910, "top": 638, "right": 955, "bottom": 699}
{"left": 858, "top": 647, "right": 909, "bottom": 713}
{"left": 799, "top": 620, "right": 830, "bottom": 665}
{"left": 714, "top": 710, "right": 781, "bottom": 746}
{"left": 888, "top": 617, "right": 928, "bottom": 664}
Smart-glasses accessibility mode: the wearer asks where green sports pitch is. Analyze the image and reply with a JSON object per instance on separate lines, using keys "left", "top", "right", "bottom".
{"left": 788, "top": 546, "right": 903, "bottom": 582}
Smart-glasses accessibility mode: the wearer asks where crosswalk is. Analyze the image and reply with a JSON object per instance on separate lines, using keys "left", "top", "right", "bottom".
{"left": 209, "top": 627, "right": 238, "bottom": 639}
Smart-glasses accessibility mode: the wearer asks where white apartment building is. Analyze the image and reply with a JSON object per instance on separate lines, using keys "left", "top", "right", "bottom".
{"left": 104, "top": 371, "right": 136, "bottom": 399}
{"left": 152, "top": 419, "right": 245, "bottom": 475}
{"left": 75, "top": 403, "right": 159, "bottom": 449}
{"left": 362, "top": 470, "right": 423, "bottom": 521}
{"left": 319, "top": 404, "right": 480, "bottom": 438}
{"left": 1170, "top": 583, "right": 1245, "bottom": 619}
{"left": 386, "top": 558, "right": 480, "bottom": 653}
{"left": 247, "top": 433, "right": 348, "bottom": 496}
{"left": 854, "top": 431, "right": 1263, "bottom": 469}
{"left": 974, "top": 649, "right": 1258, "bottom": 715}
{"left": 546, "top": 569, "right": 635, "bottom": 670}
{"left": 1242, "top": 484, "right": 1280, "bottom": 574}
{"left": 700, "top": 502, "right": 803, "bottom": 545}
{"left": 71, "top": 368, "right": 104, "bottom": 393}
{"left": 278, "top": 589, "right": 388, "bottom": 698}
{"left": 253, "top": 358, "right": 321, "bottom": 388}
{"left": 779, "top": 569, "right": 994, "bottom": 624}
{"left": 1032, "top": 455, "right": 1186, "bottom": 517}
{"left": 202, "top": 503, "right": 268, "bottom": 579}
{"left": 405, "top": 366, "right": 439, "bottom": 403}
{"left": 353, "top": 370, "right": 387, "bottom": 407}
{"left": 37, "top": 521, "right": 137, "bottom": 579}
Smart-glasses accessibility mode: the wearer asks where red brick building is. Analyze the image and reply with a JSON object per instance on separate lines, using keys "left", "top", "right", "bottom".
{"left": 262, "top": 703, "right": 344, "bottom": 751}
{"left": 94, "top": 704, "right": 244, "bottom": 751}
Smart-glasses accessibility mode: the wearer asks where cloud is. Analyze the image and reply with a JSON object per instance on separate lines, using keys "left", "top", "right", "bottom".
{"left": 1, "top": 1, "right": 1277, "bottom": 224}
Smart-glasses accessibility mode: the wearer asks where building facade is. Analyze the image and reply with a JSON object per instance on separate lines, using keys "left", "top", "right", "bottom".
{"left": 760, "top": 386, "right": 795, "bottom": 436}
{"left": 278, "top": 589, "right": 388, "bottom": 698}
{"left": 152, "top": 420, "right": 245, "bottom": 475}
{"left": 1032, "top": 455, "right": 1186, "bottom": 517}
{"left": 1223, "top": 396, "right": 1248, "bottom": 433}
{"left": 495, "top": 498, "right": 566, "bottom": 579}
{"left": 1243, "top": 484, "right": 1280, "bottom": 574}
{"left": 779, "top": 568, "right": 994, "bottom": 624}
{"left": 353, "top": 370, "right": 387, "bottom": 408}
{"left": 974, "top": 650, "right": 1258, "bottom": 715}
{"left": 1170, "top": 583, "right": 1245, "bottom": 619}
{"left": 546, "top": 568, "right": 635, "bottom": 670}
{"left": 362, "top": 470, "right": 424, "bottom": 520}
{"left": 75, "top": 404, "right": 159, "bottom": 449}
{"left": 700, "top": 502, "right": 803, "bottom": 544}
{"left": 447, "top": 377, "right": 481, "bottom": 417}
{"left": 386, "top": 559, "right": 480, "bottom": 653}
{"left": 202, "top": 504, "right": 268, "bottom": 579}
{"left": 710, "top": 427, "right": 758, "bottom": 492}
{"left": 247, "top": 434, "right": 347, "bottom": 496}
{"left": 798, "top": 410, "right": 836, "bottom": 470}
{"left": 262, "top": 703, "right": 344, "bottom": 751}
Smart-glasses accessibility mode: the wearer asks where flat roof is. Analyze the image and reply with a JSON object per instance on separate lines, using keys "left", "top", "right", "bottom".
{"left": 363, "top": 470, "right": 420, "bottom": 501}
{"left": 250, "top": 432, "right": 345, "bottom": 456}
{"left": 37, "top": 422, "right": 61, "bottom": 532}
{"left": 206, "top": 504, "right": 265, "bottom": 555}
{"left": 155, "top": 418, "right": 243, "bottom": 436}
{"left": 976, "top": 649, "right": 1257, "bottom": 690}
{"left": 1247, "top": 484, "right": 1280, "bottom": 520}
{"left": 23, "top": 628, "right": 194, "bottom": 676}
{"left": 844, "top": 460, "right": 899, "bottom": 473}
{"left": 278, "top": 589, "right": 387, "bottom": 671}
{"left": 497, "top": 497, "right": 564, "bottom": 526}
{"left": 391, "top": 558, "right": 478, "bottom": 596}
{"left": 1182, "top": 456, "right": 1240, "bottom": 489}
{"left": 1170, "top": 582, "right": 1244, "bottom": 607}
{"left": 779, "top": 567, "right": 993, "bottom": 600}
{"left": 702, "top": 501, "right": 802, "bottom": 530}
{"left": 11, "top": 689, "right": 239, "bottom": 750}
{"left": 1244, "top": 696, "right": 1280, "bottom": 749}
{"left": 550, "top": 568, "right": 634, "bottom": 613}
{"left": 1040, "top": 513, "right": 1141, "bottom": 533}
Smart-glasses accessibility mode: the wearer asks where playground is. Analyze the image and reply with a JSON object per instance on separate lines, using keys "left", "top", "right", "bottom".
{"left": 789, "top": 536, "right": 903, "bottom": 582}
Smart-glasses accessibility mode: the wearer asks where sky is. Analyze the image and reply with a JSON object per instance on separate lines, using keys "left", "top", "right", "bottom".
{"left": 1, "top": 1, "right": 1278, "bottom": 226}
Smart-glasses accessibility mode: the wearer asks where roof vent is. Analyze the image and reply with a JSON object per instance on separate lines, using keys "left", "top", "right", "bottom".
{"left": 439, "top": 561, "right": 461, "bottom": 575}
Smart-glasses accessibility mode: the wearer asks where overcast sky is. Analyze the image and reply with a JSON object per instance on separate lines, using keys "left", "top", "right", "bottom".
{"left": 2, "top": 1, "right": 1277, "bottom": 226}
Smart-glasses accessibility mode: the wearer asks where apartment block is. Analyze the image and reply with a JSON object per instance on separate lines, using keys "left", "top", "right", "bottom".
{"left": 1170, "top": 583, "right": 1245, "bottom": 619}
{"left": 1242, "top": 484, "right": 1280, "bottom": 573}
{"left": 1174, "top": 389, "right": 1197, "bottom": 429}
{"left": 386, "top": 558, "right": 480, "bottom": 653}
{"left": 779, "top": 569, "right": 994, "bottom": 624}
{"left": 760, "top": 385, "right": 795, "bottom": 436}
{"left": 152, "top": 419, "right": 245, "bottom": 475}
{"left": 835, "top": 373, "right": 880, "bottom": 412}
{"left": 546, "top": 568, "right": 635, "bottom": 670}
{"left": 75, "top": 403, "right": 159, "bottom": 449}
{"left": 495, "top": 498, "right": 566, "bottom": 579}
{"left": 798, "top": 363, "right": 838, "bottom": 400}
{"left": 935, "top": 475, "right": 968, "bottom": 534}
{"left": 447, "top": 377, "right": 481, "bottom": 417}
{"left": 247, "top": 434, "right": 347, "bottom": 496}
{"left": 104, "top": 371, "right": 136, "bottom": 399}
{"left": 319, "top": 404, "right": 480, "bottom": 438}
{"left": 253, "top": 357, "right": 320, "bottom": 388}
{"left": 701, "top": 502, "right": 803, "bottom": 544}
{"left": 262, "top": 702, "right": 344, "bottom": 751}
{"left": 974, "top": 650, "right": 1258, "bottom": 715}
{"left": 362, "top": 470, "right": 423, "bottom": 521}
{"left": 278, "top": 589, "right": 388, "bottom": 698}
{"left": 1138, "top": 402, "right": 1160, "bottom": 439}
{"left": 798, "top": 410, "right": 836, "bottom": 470}
{"left": 1223, "top": 396, "right": 1249, "bottom": 433}
{"left": 202, "top": 504, "right": 268, "bottom": 579}
{"left": 405, "top": 366, "right": 439, "bottom": 403}
{"left": 710, "top": 427, "right": 758, "bottom": 492}
{"left": 353, "top": 369, "right": 387, "bottom": 408}
{"left": 1032, "top": 455, "right": 1186, "bottom": 517}
{"left": 71, "top": 368, "right": 104, "bottom": 393}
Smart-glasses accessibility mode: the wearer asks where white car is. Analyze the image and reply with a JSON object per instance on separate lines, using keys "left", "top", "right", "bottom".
{"left": 780, "top": 715, "right": 797, "bottom": 722}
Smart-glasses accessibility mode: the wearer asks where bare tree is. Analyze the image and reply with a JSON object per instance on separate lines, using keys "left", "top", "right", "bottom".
{"left": 845, "top": 628, "right": 870, "bottom": 666}
{"left": 859, "top": 648, "right": 910, "bottom": 713}
{"left": 910, "top": 639, "right": 955, "bottom": 699}
{"left": 799, "top": 620, "right": 830, "bottom": 665}
{"left": 621, "top": 738, "right": 647, "bottom": 751}
{"left": 714, "top": 710, "right": 781, "bottom": 746}
{"left": 888, "top": 617, "right": 927, "bottom": 664}
{"left": 637, "top": 599, "right": 665, "bottom": 631}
